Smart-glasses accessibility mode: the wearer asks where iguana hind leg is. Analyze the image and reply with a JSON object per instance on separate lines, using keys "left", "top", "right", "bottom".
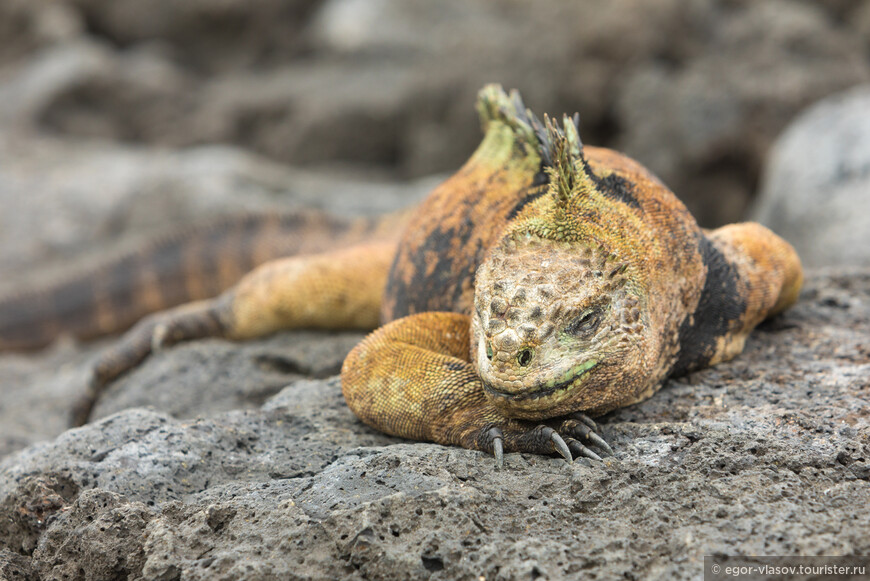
{"left": 75, "top": 241, "right": 396, "bottom": 425}
{"left": 703, "top": 222, "right": 802, "bottom": 366}
{"left": 674, "top": 222, "right": 803, "bottom": 376}
{"left": 708, "top": 222, "right": 803, "bottom": 322}
{"left": 341, "top": 312, "right": 612, "bottom": 467}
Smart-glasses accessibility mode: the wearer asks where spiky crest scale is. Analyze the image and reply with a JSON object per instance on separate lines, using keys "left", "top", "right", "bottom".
{"left": 475, "top": 85, "right": 539, "bottom": 153}
{"left": 543, "top": 113, "right": 590, "bottom": 206}
{"left": 475, "top": 84, "right": 599, "bottom": 217}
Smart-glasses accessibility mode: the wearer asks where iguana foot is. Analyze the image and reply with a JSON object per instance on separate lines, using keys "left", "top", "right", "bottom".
{"left": 562, "top": 413, "right": 614, "bottom": 456}
{"left": 479, "top": 412, "right": 612, "bottom": 469}
{"left": 71, "top": 300, "right": 225, "bottom": 426}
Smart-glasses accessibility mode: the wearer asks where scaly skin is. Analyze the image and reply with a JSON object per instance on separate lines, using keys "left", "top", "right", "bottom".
{"left": 1, "top": 85, "right": 802, "bottom": 466}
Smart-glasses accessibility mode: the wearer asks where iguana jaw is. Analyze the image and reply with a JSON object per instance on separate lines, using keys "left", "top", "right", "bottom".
{"left": 482, "top": 359, "right": 597, "bottom": 403}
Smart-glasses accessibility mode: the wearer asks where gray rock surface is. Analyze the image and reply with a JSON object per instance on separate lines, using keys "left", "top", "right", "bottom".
{"left": 753, "top": 84, "right": 870, "bottom": 268}
{"left": 0, "top": 269, "right": 868, "bottom": 580}
{"left": 0, "top": 329, "right": 367, "bottom": 460}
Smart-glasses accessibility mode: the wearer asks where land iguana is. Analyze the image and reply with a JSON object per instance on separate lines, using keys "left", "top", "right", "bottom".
{"left": 0, "top": 85, "right": 803, "bottom": 467}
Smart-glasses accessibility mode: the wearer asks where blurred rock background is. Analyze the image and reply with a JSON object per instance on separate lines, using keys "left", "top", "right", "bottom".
{"left": 1, "top": 0, "right": 869, "bottom": 258}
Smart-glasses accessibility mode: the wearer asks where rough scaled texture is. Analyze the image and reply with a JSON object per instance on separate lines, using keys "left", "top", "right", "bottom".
{"left": 0, "top": 270, "right": 867, "bottom": 580}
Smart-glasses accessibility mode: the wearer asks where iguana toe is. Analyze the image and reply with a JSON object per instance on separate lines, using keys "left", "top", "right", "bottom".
{"left": 478, "top": 416, "right": 613, "bottom": 468}
{"left": 482, "top": 425, "right": 505, "bottom": 469}
{"left": 573, "top": 412, "right": 600, "bottom": 432}
{"left": 544, "top": 427, "right": 573, "bottom": 463}
{"left": 566, "top": 438, "right": 603, "bottom": 461}
{"left": 561, "top": 415, "right": 613, "bottom": 456}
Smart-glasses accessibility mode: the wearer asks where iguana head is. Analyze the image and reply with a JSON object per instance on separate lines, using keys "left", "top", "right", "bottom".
{"left": 470, "top": 112, "right": 652, "bottom": 420}
{"left": 471, "top": 235, "right": 647, "bottom": 420}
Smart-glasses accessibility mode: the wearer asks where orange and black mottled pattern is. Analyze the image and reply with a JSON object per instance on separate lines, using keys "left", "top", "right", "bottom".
{"left": 3, "top": 86, "right": 802, "bottom": 465}
{"left": 380, "top": 98, "right": 547, "bottom": 321}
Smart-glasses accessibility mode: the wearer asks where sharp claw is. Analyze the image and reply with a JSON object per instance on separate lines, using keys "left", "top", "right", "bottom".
{"left": 485, "top": 426, "right": 505, "bottom": 469}
{"left": 550, "top": 431, "right": 573, "bottom": 463}
{"left": 493, "top": 436, "right": 504, "bottom": 470}
{"left": 587, "top": 432, "right": 613, "bottom": 456}
{"left": 573, "top": 412, "right": 599, "bottom": 432}
{"left": 567, "top": 413, "right": 612, "bottom": 455}
{"left": 567, "top": 438, "right": 603, "bottom": 461}
{"left": 583, "top": 448, "right": 603, "bottom": 462}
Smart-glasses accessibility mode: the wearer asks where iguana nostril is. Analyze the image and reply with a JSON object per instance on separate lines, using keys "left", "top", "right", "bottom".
{"left": 517, "top": 349, "right": 533, "bottom": 367}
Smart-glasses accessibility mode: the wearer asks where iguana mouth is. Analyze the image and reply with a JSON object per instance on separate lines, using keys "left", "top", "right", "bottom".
{"left": 483, "top": 359, "right": 598, "bottom": 401}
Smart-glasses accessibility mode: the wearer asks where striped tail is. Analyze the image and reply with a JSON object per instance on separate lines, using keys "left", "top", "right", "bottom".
{"left": 0, "top": 210, "right": 406, "bottom": 351}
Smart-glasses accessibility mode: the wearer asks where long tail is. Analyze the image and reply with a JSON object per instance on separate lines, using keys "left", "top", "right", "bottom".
{"left": 0, "top": 210, "right": 407, "bottom": 351}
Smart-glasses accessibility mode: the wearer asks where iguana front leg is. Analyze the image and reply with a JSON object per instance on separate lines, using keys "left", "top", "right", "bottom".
{"left": 341, "top": 312, "right": 612, "bottom": 467}
{"left": 75, "top": 242, "right": 396, "bottom": 425}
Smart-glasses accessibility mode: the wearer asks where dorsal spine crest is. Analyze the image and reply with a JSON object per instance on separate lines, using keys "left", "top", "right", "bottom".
{"left": 475, "top": 84, "right": 539, "bottom": 153}
{"left": 543, "top": 114, "right": 599, "bottom": 213}
{"left": 476, "top": 85, "right": 596, "bottom": 205}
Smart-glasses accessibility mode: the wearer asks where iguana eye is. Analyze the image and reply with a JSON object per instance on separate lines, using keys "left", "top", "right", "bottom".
{"left": 566, "top": 307, "right": 603, "bottom": 337}
{"left": 517, "top": 348, "right": 533, "bottom": 367}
